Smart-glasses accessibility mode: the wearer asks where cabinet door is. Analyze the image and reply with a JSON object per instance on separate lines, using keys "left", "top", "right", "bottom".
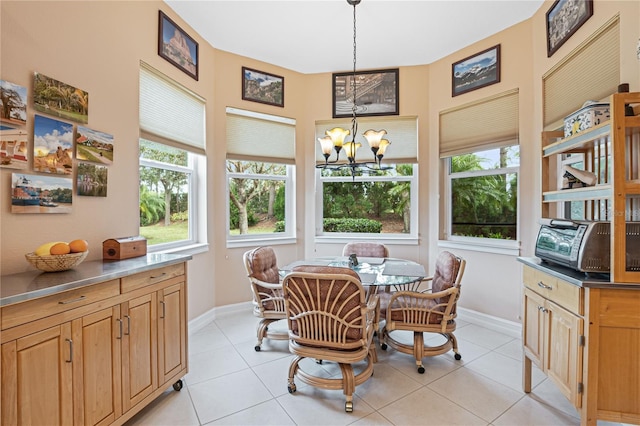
{"left": 523, "top": 288, "right": 545, "bottom": 367}
{"left": 158, "top": 282, "right": 187, "bottom": 385}
{"left": 1, "top": 324, "right": 73, "bottom": 425}
{"left": 545, "top": 300, "right": 583, "bottom": 408}
{"left": 121, "top": 292, "right": 158, "bottom": 412}
{"left": 72, "top": 305, "right": 122, "bottom": 426}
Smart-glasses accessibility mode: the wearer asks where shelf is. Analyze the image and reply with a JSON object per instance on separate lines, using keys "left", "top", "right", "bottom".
{"left": 543, "top": 122, "right": 611, "bottom": 157}
{"left": 542, "top": 185, "right": 612, "bottom": 203}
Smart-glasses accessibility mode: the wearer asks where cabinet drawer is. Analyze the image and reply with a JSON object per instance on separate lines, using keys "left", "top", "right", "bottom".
{"left": 1, "top": 279, "right": 120, "bottom": 330}
{"left": 523, "top": 266, "right": 583, "bottom": 315}
{"left": 121, "top": 263, "right": 185, "bottom": 293}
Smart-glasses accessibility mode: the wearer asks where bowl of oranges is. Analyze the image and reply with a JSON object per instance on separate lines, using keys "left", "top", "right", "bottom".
{"left": 25, "top": 240, "right": 89, "bottom": 272}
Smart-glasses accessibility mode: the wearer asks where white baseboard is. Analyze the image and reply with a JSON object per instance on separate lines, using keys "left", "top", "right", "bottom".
{"left": 457, "top": 307, "right": 522, "bottom": 339}
{"left": 189, "top": 303, "right": 522, "bottom": 339}
{"left": 188, "top": 301, "right": 252, "bottom": 335}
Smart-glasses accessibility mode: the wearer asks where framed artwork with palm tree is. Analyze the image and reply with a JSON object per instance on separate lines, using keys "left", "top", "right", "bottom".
{"left": 33, "top": 72, "right": 89, "bottom": 124}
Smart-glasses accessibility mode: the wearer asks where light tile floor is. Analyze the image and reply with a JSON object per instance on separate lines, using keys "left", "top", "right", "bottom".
{"left": 126, "top": 310, "right": 629, "bottom": 426}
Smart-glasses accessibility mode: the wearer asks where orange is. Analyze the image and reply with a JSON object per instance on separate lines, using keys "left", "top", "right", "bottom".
{"left": 50, "top": 242, "right": 71, "bottom": 255}
{"left": 69, "top": 239, "right": 89, "bottom": 253}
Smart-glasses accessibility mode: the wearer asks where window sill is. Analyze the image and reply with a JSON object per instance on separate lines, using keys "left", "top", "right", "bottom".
{"left": 438, "top": 238, "right": 520, "bottom": 256}
{"left": 226, "top": 236, "right": 297, "bottom": 249}
{"left": 148, "top": 242, "right": 209, "bottom": 256}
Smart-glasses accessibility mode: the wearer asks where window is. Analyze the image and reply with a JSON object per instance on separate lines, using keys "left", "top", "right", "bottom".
{"left": 314, "top": 116, "right": 418, "bottom": 240}
{"left": 445, "top": 145, "right": 519, "bottom": 240}
{"left": 226, "top": 108, "right": 296, "bottom": 246}
{"left": 439, "top": 90, "right": 519, "bottom": 251}
{"left": 138, "top": 63, "right": 206, "bottom": 252}
{"left": 316, "top": 165, "right": 417, "bottom": 238}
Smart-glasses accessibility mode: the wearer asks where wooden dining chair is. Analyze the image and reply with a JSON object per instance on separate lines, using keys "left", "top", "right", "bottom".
{"left": 243, "top": 246, "right": 288, "bottom": 351}
{"left": 380, "top": 251, "right": 466, "bottom": 373}
{"left": 282, "top": 265, "right": 379, "bottom": 412}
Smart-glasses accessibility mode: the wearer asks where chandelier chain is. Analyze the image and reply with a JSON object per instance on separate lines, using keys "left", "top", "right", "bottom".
{"left": 351, "top": 1, "right": 358, "bottom": 142}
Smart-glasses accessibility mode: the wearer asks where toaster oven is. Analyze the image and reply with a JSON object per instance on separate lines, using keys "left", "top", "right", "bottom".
{"left": 534, "top": 219, "right": 640, "bottom": 273}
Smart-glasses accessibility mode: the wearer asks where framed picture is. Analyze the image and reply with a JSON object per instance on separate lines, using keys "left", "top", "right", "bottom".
{"left": 242, "top": 67, "right": 284, "bottom": 107}
{"left": 158, "top": 10, "right": 199, "bottom": 80}
{"left": 76, "top": 126, "right": 114, "bottom": 165}
{"left": 452, "top": 45, "right": 501, "bottom": 97}
{"left": 77, "top": 162, "right": 108, "bottom": 197}
{"left": 332, "top": 68, "right": 398, "bottom": 118}
{"left": 0, "top": 80, "right": 27, "bottom": 125}
{"left": 546, "top": 0, "right": 593, "bottom": 57}
{"left": 0, "top": 126, "right": 29, "bottom": 170}
{"left": 33, "top": 115, "right": 74, "bottom": 175}
{"left": 33, "top": 72, "right": 88, "bottom": 124}
{"left": 11, "top": 173, "right": 73, "bottom": 214}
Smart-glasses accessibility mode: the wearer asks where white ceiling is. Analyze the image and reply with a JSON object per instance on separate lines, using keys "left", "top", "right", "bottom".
{"left": 164, "top": 0, "right": 545, "bottom": 74}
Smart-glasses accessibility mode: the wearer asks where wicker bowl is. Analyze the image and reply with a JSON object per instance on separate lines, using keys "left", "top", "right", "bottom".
{"left": 25, "top": 251, "right": 89, "bottom": 272}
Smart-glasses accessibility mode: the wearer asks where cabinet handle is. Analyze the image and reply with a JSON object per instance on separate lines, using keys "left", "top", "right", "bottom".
{"left": 160, "top": 301, "right": 166, "bottom": 319}
{"left": 124, "top": 315, "right": 131, "bottom": 335}
{"left": 537, "top": 281, "right": 552, "bottom": 290}
{"left": 66, "top": 338, "right": 73, "bottom": 363}
{"left": 58, "top": 295, "right": 86, "bottom": 305}
{"left": 538, "top": 306, "right": 548, "bottom": 313}
{"left": 151, "top": 272, "right": 167, "bottom": 279}
{"left": 116, "top": 318, "right": 123, "bottom": 339}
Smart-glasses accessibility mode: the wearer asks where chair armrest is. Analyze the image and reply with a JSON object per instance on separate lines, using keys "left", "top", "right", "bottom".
{"left": 391, "top": 287, "right": 457, "bottom": 302}
{"left": 251, "top": 277, "right": 283, "bottom": 290}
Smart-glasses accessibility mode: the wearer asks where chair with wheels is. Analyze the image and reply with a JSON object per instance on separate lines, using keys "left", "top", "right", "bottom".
{"left": 243, "top": 246, "right": 288, "bottom": 351}
{"left": 380, "top": 251, "right": 466, "bottom": 373}
{"left": 282, "top": 265, "right": 379, "bottom": 412}
{"left": 342, "top": 242, "right": 389, "bottom": 258}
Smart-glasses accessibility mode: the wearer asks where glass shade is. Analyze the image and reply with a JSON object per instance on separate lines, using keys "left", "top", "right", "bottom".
{"left": 377, "top": 139, "right": 391, "bottom": 156}
{"left": 318, "top": 136, "right": 335, "bottom": 155}
{"left": 325, "top": 127, "right": 350, "bottom": 148}
{"left": 343, "top": 141, "right": 361, "bottom": 159}
{"left": 363, "top": 129, "right": 387, "bottom": 149}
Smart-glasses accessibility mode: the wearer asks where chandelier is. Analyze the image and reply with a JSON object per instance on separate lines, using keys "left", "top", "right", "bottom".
{"left": 316, "top": 0, "right": 391, "bottom": 178}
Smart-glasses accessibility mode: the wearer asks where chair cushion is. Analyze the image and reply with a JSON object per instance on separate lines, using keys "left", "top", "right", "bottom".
{"left": 248, "top": 246, "right": 281, "bottom": 310}
{"left": 386, "top": 294, "right": 445, "bottom": 324}
{"left": 342, "top": 242, "right": 389, "bottom": 258}
{"left": 432, "top": 251, "right": 460, "bottom": 304}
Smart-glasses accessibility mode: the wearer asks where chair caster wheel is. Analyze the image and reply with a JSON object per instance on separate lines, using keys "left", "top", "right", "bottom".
{"left": 288, "top": 384, "right": 296, "bottom": 393}
{"left": 316, "top": 359, "right": 323, "bottom": 364}
{"left": 454, "top": 353, "right": 462, "bottom": 360}
{"left": 418, "top": 366, "right": 425, "bottom": 374}
{"left": 381, "top": 343, "right": 387, "bottom": 350}
{"left": 254, "top": 345, "right": 261, "bottom": 352}
{"left": 345, "top": 401, "right": 353, "bottom": 412}
{"left": 172, "top": 379, "right": 183, "bottom": 391}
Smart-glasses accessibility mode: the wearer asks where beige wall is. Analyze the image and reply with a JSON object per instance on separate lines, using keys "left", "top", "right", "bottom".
{"left": 1, "top": 1, "right": 638, "bottom": 323}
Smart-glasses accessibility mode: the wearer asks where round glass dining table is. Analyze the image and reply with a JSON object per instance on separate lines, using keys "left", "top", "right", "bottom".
{"left": 280, "top": 256, "right": 426, "bottom": 288}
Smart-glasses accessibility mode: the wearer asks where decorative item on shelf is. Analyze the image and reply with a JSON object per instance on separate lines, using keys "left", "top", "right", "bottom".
{"left": 316, "top": 0, "right": 392, "bottom": 180}
{"left": 562, "top": 165, "right": 597, "bottom": 189}
{"left": 102, "top": 236, "right": 147, "bottom": 260}
{"left": 563, "top": 101, "right": 610, "bottom": 138}
{"left": 25, "top": 251, "right": 88, "bottom": 272}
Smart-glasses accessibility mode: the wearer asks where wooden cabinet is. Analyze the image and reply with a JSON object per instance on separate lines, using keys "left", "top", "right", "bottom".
{"left": 523, "top": 272, "right": 584, "bottom": 407}
{"left": 0, "top": 260, "right": 188, "bottom": 426}
{"left": 530, "top": 91, "right": 640, "bottom": 425}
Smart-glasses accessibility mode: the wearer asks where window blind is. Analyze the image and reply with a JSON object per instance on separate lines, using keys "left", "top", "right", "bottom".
{"left": 226, "top": 107, "right": 296, "bottom": 164}
{"left": 439, "top": 89, "right": 519, "bottom": 158}
{"left": 314, "top": 116, "right": 418, "bottom": 164}
{"left": 139, "top": 62, "right": 206, "bottom": 154}
{"left": 543, "top": 16, "right": 620, "bottom": 131}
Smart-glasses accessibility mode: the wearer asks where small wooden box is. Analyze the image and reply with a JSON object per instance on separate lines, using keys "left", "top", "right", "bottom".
{"left": 102, "top": 236, "right": 147, "bottom": 260}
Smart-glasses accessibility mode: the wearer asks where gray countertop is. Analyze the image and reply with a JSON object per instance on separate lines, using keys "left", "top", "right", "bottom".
{"left": 517, "top": 257, "right": 640, "bottom": 289}
{"left": 1, "top": 253, "right": 192, "bottom": 307}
